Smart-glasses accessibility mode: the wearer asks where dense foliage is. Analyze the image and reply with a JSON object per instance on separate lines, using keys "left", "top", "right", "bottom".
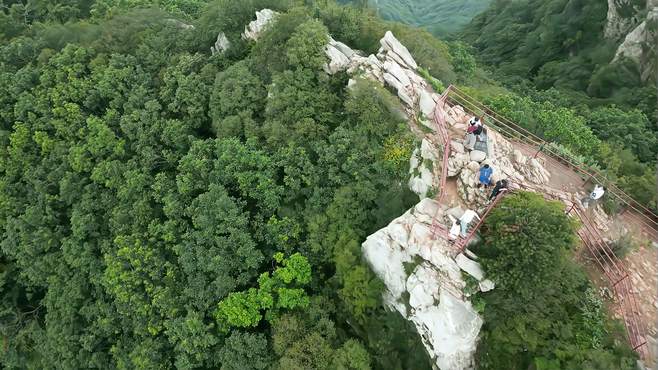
{"left": 462, "top": 0, "right": 654, "bottom": 105}
{"left": 473, "top": 192, "right": 637, "bottom": 370}
{"left": 0, "top": 0, "right": 453, "bottom": 368}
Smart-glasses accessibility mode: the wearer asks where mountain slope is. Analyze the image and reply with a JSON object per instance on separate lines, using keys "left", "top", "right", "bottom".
{"left": 340, "top": 0, "right": 492, "bottom": 36}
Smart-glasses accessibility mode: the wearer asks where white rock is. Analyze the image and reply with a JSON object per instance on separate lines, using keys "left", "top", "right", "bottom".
{"left": 382, "top": 60, "right": 412, "bottom": 87}
{"left": 324, "top": 43, "right": 351, "bottom": 74}
{"left": 380, "top": 31, "right": 418, "bottom": 70}
{"left": 420, "top": 138, "right": 438, "bottom": 162}
{"left": 363, "top": 199, "right": 483, "bottom": 370}
{"left": 451, "top": 140, "right": 465, "bottom": 154}
{"left": 446, "top": 206, "right": 465, "bottom": 219}
{"left": 330, "top": 38, "right": 357, "bottom": 58}
{"left": 479, "top": 279, "right": 495, "bottom": 292}
{"left": 456, "top": 253, "right": 485, "bottom": 281}
{"left": 470, "top": 150, "right": 487, "bottom": 162}
{"left": 242, "top": 9, "right": 277, "bottom": 40}
{"left": 211, "top": 32, "right": 231, "bottom": 55}
{"left": 419, "top": 89, "right": 436, "bottom": 118}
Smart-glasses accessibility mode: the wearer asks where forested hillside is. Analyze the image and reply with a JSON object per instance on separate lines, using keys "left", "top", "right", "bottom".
{"left": 0, "top": 0, "right": 652, "bottom": 369}
{"left": 0, "top": 0, "right": 450, "bottom": 368}
{"left": 339, "top": 0, "right": 492, "bottom": 36}
{"left": 462, "top": 0, "right": 656, "bottom": 115}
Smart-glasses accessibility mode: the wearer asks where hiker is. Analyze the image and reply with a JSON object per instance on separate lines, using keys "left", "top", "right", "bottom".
{"left": 449, "top": 218, "right": 461, "bottom": 242}
{"left": 489, "top": 179, "right": 509, "bottom": 200}
{"left": 459, "top": 209, "right": 481, "bottom": 237}
{"left": 582, "top": 184, "right": 605, "bottom": 209}
{"left": 477, "top": 164, "right": 493, "bottom": 189}
{"left": 465, "top": 116, "right": 485, "bottom": 151}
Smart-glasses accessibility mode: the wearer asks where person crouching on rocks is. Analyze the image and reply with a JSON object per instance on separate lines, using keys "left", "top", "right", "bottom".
{"left": 464, "top": 116, "right": 483, "bottom": 151}
{"left": 489, "top": 179, "right": 509, "bottom": 201}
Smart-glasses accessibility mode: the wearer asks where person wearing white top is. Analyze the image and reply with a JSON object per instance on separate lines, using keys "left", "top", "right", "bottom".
{"left": 459, "top": 209, "right": 481, "bottom": 237}
{"left": 449, "top": 219, "right": 461, "bottom": 241}
{"left": 582, "top": 184, "right": 605, "bottom": 208}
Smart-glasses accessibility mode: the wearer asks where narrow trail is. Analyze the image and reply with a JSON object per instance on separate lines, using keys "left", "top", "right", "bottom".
{"left": 428, "top": 85, "right": 657, "bottom": 358}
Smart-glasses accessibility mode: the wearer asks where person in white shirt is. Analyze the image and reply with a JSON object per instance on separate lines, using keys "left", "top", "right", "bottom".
{"left": 449, "top": 218, "right": 461, "bottom": 242}
{"left": 582, "top": 184, "right": 605, "bottom": 209}
{"left": 459, "top": 209, "right": 481, "bottom": 237}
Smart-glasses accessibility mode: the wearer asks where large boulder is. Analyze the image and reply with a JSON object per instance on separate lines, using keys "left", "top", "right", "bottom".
{"left": 242, "top": 9, "right": 277, "bottom": 40}
{"left": 469, "top": 150, "right": 487, "bottom": 162}
{"left": 380, "top": 31, "right": 418, "bottom": 70}
{"left": 324, "top": 43, "right": 351, "bottom": 74}
{"left": 211, "top": 32, "right": 231, "bottom": 55}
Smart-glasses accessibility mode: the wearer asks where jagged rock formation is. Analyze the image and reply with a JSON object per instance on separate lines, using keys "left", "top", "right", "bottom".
{"left": 242, "top": 9, "right": 277, "bottom": 40}
{"left": 409, "top": 139, "right": 440, "bottom": 199}
{"left": 362, "top": 199, "right": 487, "bottom": 370}
{"left": 605, "top": 0, "right": 646, "bottom": 40}
{"left": 211, "top": 32, "right": 231, "bottom": 55}
{"left": 613, "top": 1, "right": 658, "bottom": 82}
{"left": 324, "top": 31, "right": 445, "bottom": 199}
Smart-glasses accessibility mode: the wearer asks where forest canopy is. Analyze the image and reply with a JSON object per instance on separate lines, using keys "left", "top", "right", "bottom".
{"left": 0, "top": 0, "right": 652, "bottom": 369}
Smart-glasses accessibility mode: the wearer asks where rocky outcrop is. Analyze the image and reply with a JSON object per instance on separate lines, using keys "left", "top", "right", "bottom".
{"left": 362, "top": 199, "right": 487, "bottom": 370}
{"left": 441, "top": 105, "right": 552, "bottom": 209}
{"left": 211, "top": 32, "right": 231, "bottom": 55}
{"left": 242, "top": 9, "right": 277, "bottom": 41}
{"left": 409, "top": 139, "right": 441, "bottom": 199}
{"left": 613, "top": 3, "right": 658, "bottom": 82}
{"left": 604, "top": 0, "right": 646, "bottom": 40}
{"left": 323, "top": 30, "right": 441, "bottom": 119}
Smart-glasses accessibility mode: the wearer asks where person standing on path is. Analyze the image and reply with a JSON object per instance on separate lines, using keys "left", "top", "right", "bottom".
{"left": 477, "top": 164, "right": 493, "bottom": 190}
{"left": 581, "top": 184, "right": 605, "bottom": 209}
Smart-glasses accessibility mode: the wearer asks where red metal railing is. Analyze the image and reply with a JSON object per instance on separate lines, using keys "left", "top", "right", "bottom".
{"left": 427, "top": 88, "right": 649, "bottom": 357}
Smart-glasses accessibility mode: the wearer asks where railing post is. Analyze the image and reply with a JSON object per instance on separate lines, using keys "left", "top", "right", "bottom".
{"left": 566, "top": 202, "right": 576, "bottom": 215}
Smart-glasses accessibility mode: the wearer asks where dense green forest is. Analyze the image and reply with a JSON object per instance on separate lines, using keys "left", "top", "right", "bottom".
{"left": 0, "top": 0, "right": 438, "bottom": 368}
{"left": 0, "top": 0, "right": 650, "bottom": 369}
{"left": 339, "top": 0, "right": 492, "bottom": 36}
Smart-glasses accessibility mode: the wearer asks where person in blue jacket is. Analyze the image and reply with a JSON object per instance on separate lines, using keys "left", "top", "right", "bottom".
{"left": 477, "top": 164, "right": 493, "bottom": 189}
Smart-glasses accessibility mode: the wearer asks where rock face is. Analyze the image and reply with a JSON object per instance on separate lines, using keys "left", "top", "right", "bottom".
{"left": 409, "top": 138, "right": 441, "bottom": 199}
{"left": 242, "top": 9, "right": 277, "bottom": 41}
{"left": 613, "top": 3, "right": 658, "bottom": 82}
{"left": 211, "top": 32, "right": 231, "bottom": 55}
{"left": 362, "top": 199, "right": 484, "bottom": 370}
{"left": 322, "top": 30, "right": 442, "bottom": 119}
{"left": 604, "top": 0, "right": 646, "bottom": 40}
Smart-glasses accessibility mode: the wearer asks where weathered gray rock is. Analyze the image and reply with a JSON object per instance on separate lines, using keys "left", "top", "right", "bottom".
{"left": 456, "top": 253, "right": 484, "bottom": 281}
{"left": 419, "top": 89, "right": 436, "bottom": 118}
{"left": 242, "top": 9, "right": 277, "bottom": 40}
{"left": 380, "top": 31, "right": 418, "bottom": 70}
{"left": 451, "top": 140, "right": 465, "bottom": 154}
{"left": 362, "top": 199, "right": 483, "bottom": 370}
{"left": 470, "top": 150, "right": 487, "bottom": 162}
{"left": 479, "top": 279, "right": 495, "bottom": 292}
{"left": 211, "top": 32, "right": 231, "bottom": 55}
{"left": 324, "top": 43, "right": 351, "bottom": 74}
